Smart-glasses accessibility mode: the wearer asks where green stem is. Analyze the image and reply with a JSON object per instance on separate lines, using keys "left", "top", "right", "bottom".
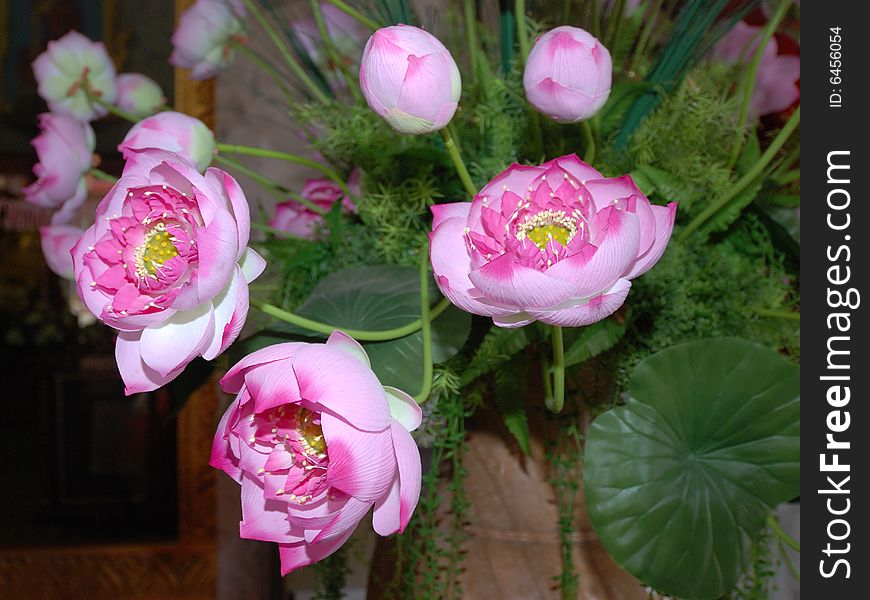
{"left": 515, "top": 0, "right": 531, "bottom": 62}
{"left": 604, "top": 0, "right": 626, "bottom": 49}
{"left": 89, "top": 168, "right": 117, "bottom": 183}
{"left": 234, "top": 41, "right": 296, "bottom": 104}
{"left": 767, "top": 514, "right": 800, "bottom": 553}
{"left": 324, "top": 0, "right": 380, "bottom": 30}
{"left": 680, "top": 106, "right": 800, "bottom": 240}
{"left": 216, "top": 143, "right": 351, "bottom": 199}
{"left": 771, "top": 146, "right": 800, "bottom": 180}
{"left": 580, "top": 121, "right": 596, "bottom": 164}
{"left": 628, "top": 0, "right": 665, "bottom": 72}
{"left": 310, "top": 0, "right": 361, "bottom": 101}
{"left": 727, "top": 0, "right": 792, "bottom": 168}
{"left": 89, "top": 95, "right": 138, "bottom": 123}
{"left": 414, "top": 246, "right": 434, "bottom": 404}
{"left": 775, "top": 169, "right": 800, "bottom": 186}
{"left": 242, "top": 0, "right": 330, "bottom": 104}
{"left": 590, "top": 0, "right": 601, "bottom": 38}
{"left": 463, "top": 0, "right": 479, "bottom": 86}
{"left": 252, "top": 297, "right": 450, "bottom": 342}
{"left": 439, "top": 128, "right": 477, "bottom": 199}
{"left": 546, "top": 326, "right": 566, "bottom": 413}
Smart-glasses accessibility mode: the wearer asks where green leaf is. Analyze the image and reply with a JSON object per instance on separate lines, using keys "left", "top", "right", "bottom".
{"left": 584, "top": 338, "right": 799, "bottom": 599}
{"left": 697, "top": 176, "right": 764, "bottom": 239}
{"left": 563, "top": 317, "right": 627, "bottom": 368}
{"left": 494, "top": 356, "right": 531, "bottom": 455}
{"left": 600, "top": 82, "right": 654, "bottom": 138}
{"left": 365, "top": 305, "right": 471, "bottom": 392}
{"left": 274, "top": 265, "right": 471, "bottom": 393}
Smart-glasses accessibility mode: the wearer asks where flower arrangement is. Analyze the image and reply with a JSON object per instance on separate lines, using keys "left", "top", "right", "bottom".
{"left": 25, "top": 0, "right": 800, "bottom": 598}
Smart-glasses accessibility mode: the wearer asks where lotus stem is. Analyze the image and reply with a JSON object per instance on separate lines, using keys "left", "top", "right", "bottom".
{"left": 546, "top": 325, "right": 566, "bottom": 413}
{"left": 768, "top": 514, "right": 800, "bottom": 553}
{"left": 581, "top": 121, "right": 596, "bottom": 164}
{"left": 415, "top": 246, "right": 434, "bottom": 404}
{"left": 252, "top": 297, "right": 451, "bottom": 342}
{"left": 89, "top": 168, "right": 117, "bottom": 183}
{"left": 439, "top": 127, "right": 478, "bottom": 199}
{"left": 324, "top": 0, "right": 380, "bottom": 31}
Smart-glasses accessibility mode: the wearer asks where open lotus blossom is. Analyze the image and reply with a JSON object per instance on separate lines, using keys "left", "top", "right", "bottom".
{"left": 211, "top": 331, "right": 422, "bottom": 575}
{"left": 72, "top": 148, "right": 265, "bottom": 394}
{"left": 24, "top": 113, "right": 95, "bottom": 224}
{"left": 523, "top": 26, "right": 612, "bottom": 123}
{"left": 711, "top": 21, "right": 800, "bottom": 118}
{"left": 170, "top": 0, "right": 245, "bottom": 80}
{"left": 116, "top": 73, "right": 166, "bottom": 118}
{"left": 268, "top": 170, "right": 360, "bottom": 239}
{"left": 430, "top": 154, "right": 677, "bottom": 327}
{"left": 360, "top": 25, "right": 461, "bottom": 135}
{"left": 32, "top": 30, "right": 117, "bottom": 121}
{"left": 119, "top": 111, "right": 216, "bottom": 173}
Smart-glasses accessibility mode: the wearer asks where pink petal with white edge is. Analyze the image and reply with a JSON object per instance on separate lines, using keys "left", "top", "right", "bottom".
{"left": 469, "top": 253, "right": 577, "bottom": 310}
{"left": 139, "top": 302, "right": 215, "bottom": 376}
{"left": 624, "top": 202, "right": 677, "bottom": 279}
{"left": 239, "top": 476, "right": 298, "bottom": 544}
{"left": 429, "top": 217, "right": 515, "bottom": 317}
{"left": 326, "top": 330, "right": 370, "bottom": 367}
{"left": 292, "top": 345, "right": 391, "bottom": 432}
{"left": 529, "top": 279, "right": 631, "bottom": 327}
{"left": 202, "top": 266, "right": 243, "bottom": 360}
{"left": 384, "top": 386, "right": 422, "bottom": 431}
{"left": 311, "top": 496, "right": 373, "bottom": 543}
{"left": 115, "top": 331, "right": 182, "bottom": 395}
{"left": 40, "top": 224, "right": 83, "bottom": 280}
{"left": 206, "top": 168, "right": 250, "bottom": 259}
{"left": 278, "top": 528, "right": 355, "bottom": 576}
{"left": 546, "top": 207, "right": 640, "bottom": 298}
{"left": 321, "top": 413, "right": 397, "bottom": 501}
{"left": 372, "top": 476, "right": 401, "bottom": 536}
{"left": 390, "top": 420, "right": 422, "bottom": 532}
{"left": 221, "top": 342, "right": 305, "bottom": 394}
{"left": 583, "top": 177, "right": 656, "bottom": 256}
{"left": 239, "top": 247, "right": 266, "bottom": 283}
{"left": 431, "top": 201, "right": 470, "bottom": 230}
{"left": 493, "top": 311, "right": 535, "bottom": 328}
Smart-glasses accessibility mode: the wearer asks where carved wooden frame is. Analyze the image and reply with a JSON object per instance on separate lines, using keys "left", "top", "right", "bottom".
{"left": 0, "top": 2, "right": 219, "bottom": 597}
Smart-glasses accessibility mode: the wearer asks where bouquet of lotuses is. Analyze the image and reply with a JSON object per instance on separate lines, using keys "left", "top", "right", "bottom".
{"left": 26, "top": 0, "right": 801, "bottom": 598}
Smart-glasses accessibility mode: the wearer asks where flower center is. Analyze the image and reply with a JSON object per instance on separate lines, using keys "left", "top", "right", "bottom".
{"left": 134, "top": 223, "right": 179, "bottom": 278}
{"left": 515, "top": 209, "right": 578, "bottom": 250}
{"left": 296, "top": 407, "right": 327, "bottom": 457}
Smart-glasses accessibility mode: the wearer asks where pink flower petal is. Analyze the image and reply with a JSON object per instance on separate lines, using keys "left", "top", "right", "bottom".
{"left": 221, "top": 342, "right": 305, "bottom": 394}
{"left": 292, "top": 345, "right": 391, "bottom": 432}
{"left": 390, "top": 420, "right": 421, "bottom": 532}
{"left": 239, "top": 476, "right": 298, "bottom": 544}
{"left": 469, "top": 253, "right": 577, "bottom": 310}
{"left": 528, "top": 279, "right": 631, "bottom": 327}
{"left": 384, "top": 386, "right": 422, "bottom": 432}
{"left": 115, "top": 330, "right": 182, "bottom": 395}
{"left": 312, "top": 496, "right": 373, "bottom": 543}
{"left": 139, "top": 303, "right": 215, "bottom": 376}
{"left": 624, "top": 202, "right": 677, "bottom": 279}
{"left": 372, "top": 476, "right": 401, "bottom": 536}
{"left": 326, "top": 330, "right": 371, "bottom": 367}
{"left": 278, "top": 528, "right": 355, "bottom": 575}
{"left": 431, "top": 201, "right": 470, "bottom": 230}
{"left": 321, "top": 413, "right": 396, "bottom": 501}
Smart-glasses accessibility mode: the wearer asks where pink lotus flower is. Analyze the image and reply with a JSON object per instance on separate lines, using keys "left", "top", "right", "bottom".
{"left": 268, "top": 170, "right": 360, "bottom": 239}
{"left": 119, "top": 111, "right": 216, "bottom": 173}
{"left": 71, "top": 148, "right": 265, "bottom": 394}
{"left": 170, "top": 0, "right": 245, "bottom": 80}
{"left": 41, "top": 224, "right": 85, "bottom": 280}
{"left": 712, "top": 21, "right": 800, "bottom": 118}
{"left": 523, "top": 26, "right": 612, "bottom": 123}
{"left": 116, "top": 73, "right": 166, "bottom": 118}
{"left": 32, "top": 31, "right": 118, "bottom": 121}
{"left": 211, "top": 331, "right": 422, "bottom": 574}
{"left": 360, "top": 25, "right": 461, "bottom": 135}
{"left": 24, "top": 113, "right": 95, "bottom": 224}
{"left": 430, "top": 155, "right": 677, "bottom": 328}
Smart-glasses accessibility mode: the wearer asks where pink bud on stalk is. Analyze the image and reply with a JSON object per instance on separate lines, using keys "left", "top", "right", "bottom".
{"left": 359, "top": 25, "right": 461, "bottom": 135}
{"left": 116, "top": 73, "right": 166, "bottom": 118}
{"left": 523, "top": 26, "right": 612, "bottom": 123}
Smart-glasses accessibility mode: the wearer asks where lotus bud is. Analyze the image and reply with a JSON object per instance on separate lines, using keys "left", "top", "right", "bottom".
{"left": 116, "top": 73, "right": 166, "bottom": 118}
{"left": 523, "top": 26, "right": 612, "bottom": 123}
{"left": 359, "top": 25, "right": 461, "bottom": 135}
